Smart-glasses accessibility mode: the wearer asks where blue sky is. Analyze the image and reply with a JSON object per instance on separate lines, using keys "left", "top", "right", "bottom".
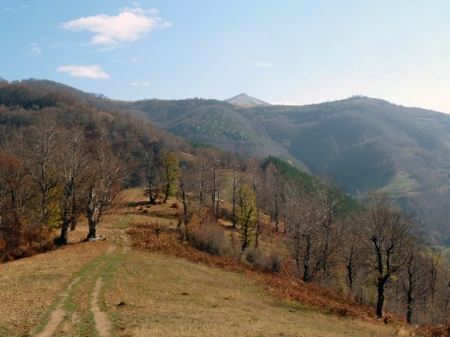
{"left": 1, "top": 1, "right": 450, "bottom": 112}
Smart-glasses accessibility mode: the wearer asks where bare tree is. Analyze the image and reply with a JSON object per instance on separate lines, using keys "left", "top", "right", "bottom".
{"left": 399, "top": 242, "right": 427, "bottom": 324}
{"left": 177, "top": 170, "right": 191, "bottom": 241}
{"left": 247, "top": 158, "right": 262, "bottom": 247}
{"left": 209, "top": 154, "right": 225, "bottom": 221}
{"left": 140, "top": 142, "right": 159, "bottom": 204}
{"left": 57, "top": 126, "right": 89, "bottom": 244}
{"left": 293, "top": 198, "right": 323, "bottom": 282}
{"left": 190, "top": 154, "right": 211, "bottom": 225}
{"left": 84, "top": 134, "right": 124, "bottom": 240}
{"left": 28, "top": 116, "right": 58, "bottom": 226}
{"left": 361, "top": 191, "right": 413, "bottom": 319}
{"left": 311, "top": 176, "right": 345, "bottom": 287}
{"left": 339, "top": 215, "right": 364, "bottom": 294}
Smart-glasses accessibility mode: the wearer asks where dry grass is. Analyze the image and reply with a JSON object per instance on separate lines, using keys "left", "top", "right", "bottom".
{"left": 103, "top": 249, "right": 402, "bottom": 337}
{"left": 129, "top": 225, "right": 387, "bottom": 321}
{"left": 0, "top": 225, "right": 108, "bottom": 336}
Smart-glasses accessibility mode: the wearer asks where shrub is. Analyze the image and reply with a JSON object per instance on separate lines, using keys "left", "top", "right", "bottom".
{"left": 244, "top": 248, "right": 283, "bottom": 273}
{"left": 189, "top": 222, "right": 230, "bottom": 256}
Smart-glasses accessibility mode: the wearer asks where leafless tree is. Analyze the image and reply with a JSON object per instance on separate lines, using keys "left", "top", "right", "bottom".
{"left": 361, "top": 191, "right": 413, "bottom": 319}
{"left": 310, "top": 176, "right": 345, "bottom": 287}
{"left": 399, "top": 242, "right": 427, "bottom": 324}
{"left": 84, "top": 133, "right": 124, "bottom": 240}
{"left": 247, "top": 158, "right": 263, "bottom": 247}
{"left": 209, "top": 154, "right": 225, "bottom": 221}
{"left": 28, "top": 116, "right": 58, "bottom": 226}
{"left": 140, "top": 142, "right": 159, "bottom": 204}
{"left": 57, "top": 125, "right": 89, "bottom": 244}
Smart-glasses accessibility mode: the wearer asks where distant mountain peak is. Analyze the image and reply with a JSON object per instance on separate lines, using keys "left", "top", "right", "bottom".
{"left": 225, "top": 93, "right": 271, "bottom": 106}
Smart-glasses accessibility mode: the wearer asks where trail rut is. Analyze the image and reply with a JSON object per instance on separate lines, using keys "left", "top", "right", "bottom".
{"left": 32, "top": 225, "right": 131, "bottom": 336}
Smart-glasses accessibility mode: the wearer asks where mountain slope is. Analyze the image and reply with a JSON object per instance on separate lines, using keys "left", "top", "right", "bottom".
{"left": 119, "top": 98, "right": 302, "bottom": 163}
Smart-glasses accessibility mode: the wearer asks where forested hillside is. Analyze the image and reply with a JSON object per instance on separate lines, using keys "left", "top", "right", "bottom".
{"left": 115, "top": 95, "right": 450, "bottom": 246}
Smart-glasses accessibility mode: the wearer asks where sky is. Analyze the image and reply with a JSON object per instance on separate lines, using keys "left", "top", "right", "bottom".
{"left": 1, "top": 1, "right": 450, "bottom": 112}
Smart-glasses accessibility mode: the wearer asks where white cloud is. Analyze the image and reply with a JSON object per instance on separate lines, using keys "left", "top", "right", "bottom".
{"left": 130, "top": 81, "right": 150, "bottom": 86}
{"left": 131, "top": 57, "right": 139, "bottom": 62}
{"left": 255, "top": 61, "right": 274, "bottom": 68}
{"left": 57, "top": 65, "right": 111, "bottom": 79}
{"left": 29, "top": 43, "right": 42, "bottom": 56}
{"left": 61, "top": 7, "right": 172, "bottom": 48}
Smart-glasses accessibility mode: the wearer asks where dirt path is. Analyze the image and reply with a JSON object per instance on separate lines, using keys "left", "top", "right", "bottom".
{"left": 91, "top": 277, "right": 111, "bottom": 337}
{"left": 35, "top": 277, "right": 81, "bottom": 337}
{"left": 31, "top": 223, "right": 131, "bottom": 337}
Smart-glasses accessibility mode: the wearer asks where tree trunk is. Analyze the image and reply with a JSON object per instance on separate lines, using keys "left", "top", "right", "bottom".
{"left": 376, "top": 277, "right": 388, "bottom": 318}
{"left": 163, "top": 182, "right": 170, "bottom": 204}
{"left": 303, "top": 233, "right": 312, "bottom": 282}
{"left": 59, "top": 219, "right": 70, "bottom": 244}
{"left": 406, "top": 296, "right": 413, "bottom": 324}
{"left": 86, "top": 218, "right": 97, "bottom": 239}
{"left": 346, "top": 244, "right": 355, "bottom": 292}
{"left": 232, "top": 174, "right": 237, "bottom": 228}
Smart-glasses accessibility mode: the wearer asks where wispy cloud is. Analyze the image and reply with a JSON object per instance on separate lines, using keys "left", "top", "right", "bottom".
{"left": 61, "top": 7, "right": 172, "bottom": 49}
{"left": 131, "top": 57, "right": 139, "bottom": 62}
{"left": 255, "top": 61, "right": 274, "bottom": 68}
{"left": 2, "top": 4, "right": 28, "bottom": 12}
{"left": 130, "top": 81, "right": 150, "bottom": 86}
{"left": 29, "top": 42, "right": 42, "bottom": 56}
{"left": 57, "top": 65, "right": 111, "bottom": 79}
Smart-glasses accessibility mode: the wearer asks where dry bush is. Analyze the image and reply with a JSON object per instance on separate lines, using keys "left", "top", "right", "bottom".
{"left": 244, "top": 247, "right": 284, "bottom": 273}
{"left": 414, "top": 323, "right": 450, "bottom": 337}
{"left": 189, "top": 222, "right": 230, "bottom": 256}
{"left": 128, "top": 222, "right": 250, "bottom": 273}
